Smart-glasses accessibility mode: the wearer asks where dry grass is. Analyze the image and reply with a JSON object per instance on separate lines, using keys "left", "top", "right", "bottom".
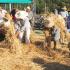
{"left": 0, "top": 15, "right": 70, "bottom": 70}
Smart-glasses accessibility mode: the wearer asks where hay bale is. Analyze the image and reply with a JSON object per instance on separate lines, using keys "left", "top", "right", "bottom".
{"left": 43, "top": 13, "right": 66, "bottom": 30}
{"left": 43, "top": 13, "right": 69, "bottom": 43}
{"left": 0, "top": 21, "right": 22, "bottom": 55}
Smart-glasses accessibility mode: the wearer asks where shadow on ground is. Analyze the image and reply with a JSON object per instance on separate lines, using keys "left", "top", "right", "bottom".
{"left": 32, "top": 57, "right": 70, "bottom": 70}
{"left": 34, "top": 41, "right": 44, "bottom": 48}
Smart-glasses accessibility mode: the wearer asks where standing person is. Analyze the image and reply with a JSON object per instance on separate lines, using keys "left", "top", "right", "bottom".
{"left": 26, "top": 6, "right": 34, "bottom": 29}
{"left": 52, "top": 25, "right": 60, "bottom": 50}
{"left": 0, "top": 7, "right": 11, "bottom": 27}
{"left": 15, "top": 9, "right": 31, "bottom": 44}
{"left": 10, "top": 8, "right": 16, "bottom": 22}
{"left": 67, "top": 15, "right": 70, "bottom": 32}
{"left": 15, "top": 9, "right": 26, "bottom": 35}
{"left": 59, "top": 6, "right": 68, "bottom": 19}
{"left": 59, "top": 6, "right": 69, "bottom": 27}
{"left": 54, "top": 9, "right": 58, "bottom": 15}
{"left": 0, "top": 6, "right": 7, "bottom": 23}
{"left": 21, "top": 17, "right": 31, "bottom": 44}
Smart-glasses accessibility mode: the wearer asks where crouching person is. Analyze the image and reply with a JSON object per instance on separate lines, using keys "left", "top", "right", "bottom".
{"left": 52, "top": 25, "right": 60, "bottom": 50}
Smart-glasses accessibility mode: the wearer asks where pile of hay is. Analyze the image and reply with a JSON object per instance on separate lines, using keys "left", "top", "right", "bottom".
{"left": 43, "top": 13, "right": 70, "bottom": 43}
{"left": 0, "top": 21, "right": 22, "bottom": 54}
{"left": 42, "top": 13, "right": 66, "bottom": 30}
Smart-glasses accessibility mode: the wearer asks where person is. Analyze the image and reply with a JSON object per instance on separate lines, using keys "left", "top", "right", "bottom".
{"left": 10, "top": 8, "right": 16, "bottom": 22}
{"left": 59, "top": 6, "right": 69, "bottom": 19}
{"left": 0, "top": 7, "right": 11, "bottom": 27}
{"left": 26, "top": 6, "right": 34, "bottom": 28}
{"left": 59, "top": 6, "right": 69, "bottom": 27}
{"left": 0, "top": 6, "right": 7, "bottom": 23}
{"left": 15, "top": 9, "right": 31, "bottom": 44}
{"left": 14, "top": 9, "right": 26, "bottom": 34}
{"left": 51, "top": 25, "right": 60, "bottom": 50}
{"left": 67, "top": 15, "right": 70, "bottom": 32}
{"left": 54, "top": 9, "right": 58, "bottom": 15}
{"left": 21, "top": 17, "right": 31, "bottom": 44}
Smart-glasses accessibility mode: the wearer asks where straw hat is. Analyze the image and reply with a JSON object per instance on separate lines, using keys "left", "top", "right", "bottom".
{"left": 26, "top": 6, "right": 31, "bottom": 10}
{"left": 62, "top": 6, "right": 67, "bottom": 10}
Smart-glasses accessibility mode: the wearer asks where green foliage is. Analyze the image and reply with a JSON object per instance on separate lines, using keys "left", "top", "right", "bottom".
{"left": 36, "top": 0, "right": 70, "bottom": 13}
{"left": 0, "top": 0, "right": 70, "bottom": 13}
{"left": 36, "top": 0, "right": 45, "bottom": 14}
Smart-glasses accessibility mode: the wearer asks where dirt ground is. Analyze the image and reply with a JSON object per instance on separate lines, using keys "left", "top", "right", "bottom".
{"left": 0, "top": 30, "right": 70, "bottom": 70}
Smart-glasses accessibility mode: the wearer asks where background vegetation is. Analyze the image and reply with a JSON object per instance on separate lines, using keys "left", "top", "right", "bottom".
{"left": 36, "top": 0, "right": 70, "bottom": 14}
{"left": 0, "top": 0, "right": 70, "bottom": 13}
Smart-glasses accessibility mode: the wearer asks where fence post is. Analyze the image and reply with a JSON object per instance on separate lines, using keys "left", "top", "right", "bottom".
{"left": 9, "top": 3, "right": 12, "bottom": 12}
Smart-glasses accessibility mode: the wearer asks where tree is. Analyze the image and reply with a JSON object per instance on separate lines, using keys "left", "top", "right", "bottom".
{"left": 36, "top": 0, "right": 45, "bottom": 14}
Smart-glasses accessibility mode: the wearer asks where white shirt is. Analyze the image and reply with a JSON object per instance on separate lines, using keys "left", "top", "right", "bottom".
{"left": 28, "top": 11, "right": 33, "bottom": 20}
{"left": 21, "top": 17, "right": 31, "bottom": 31}
{"left": 0, "top": 9, "right": 7, "bottom": 18}
{"left": 15, "top": 10, "right": 28, "bottom": 20}
{"left": 0, "top": 9, "right": 7, "bottom": 23}
{"left": 60, "top": 11, "right": 68, "bottom": 18}
{"left": 15, "top": 10, "right": 31, "bottom": 31}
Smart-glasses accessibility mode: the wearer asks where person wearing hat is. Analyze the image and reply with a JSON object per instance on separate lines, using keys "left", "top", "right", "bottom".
{"left": 59, "top": 6, "right": 69, "bottom": 20}
{"left": 26, "top": 6, "right": 34, "bottom": 29}
{"left": 59, "top": 6, "right": 69, "bottom": 28}
{"left": 26, "top": 6, "right": 33, "bottom": 19}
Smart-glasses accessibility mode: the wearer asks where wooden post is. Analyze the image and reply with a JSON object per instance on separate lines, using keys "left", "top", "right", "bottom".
{"left": 5, "top": 4, "right": 6, "bottom": 10}
{"left": 32, "top": 0, "right": 36, "bottom": 15}
{"left": 45, "top": 2, "right": 47, "bottom": 13}
{"left": 9, "top": 3, "right": 12, "bottom": 12}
